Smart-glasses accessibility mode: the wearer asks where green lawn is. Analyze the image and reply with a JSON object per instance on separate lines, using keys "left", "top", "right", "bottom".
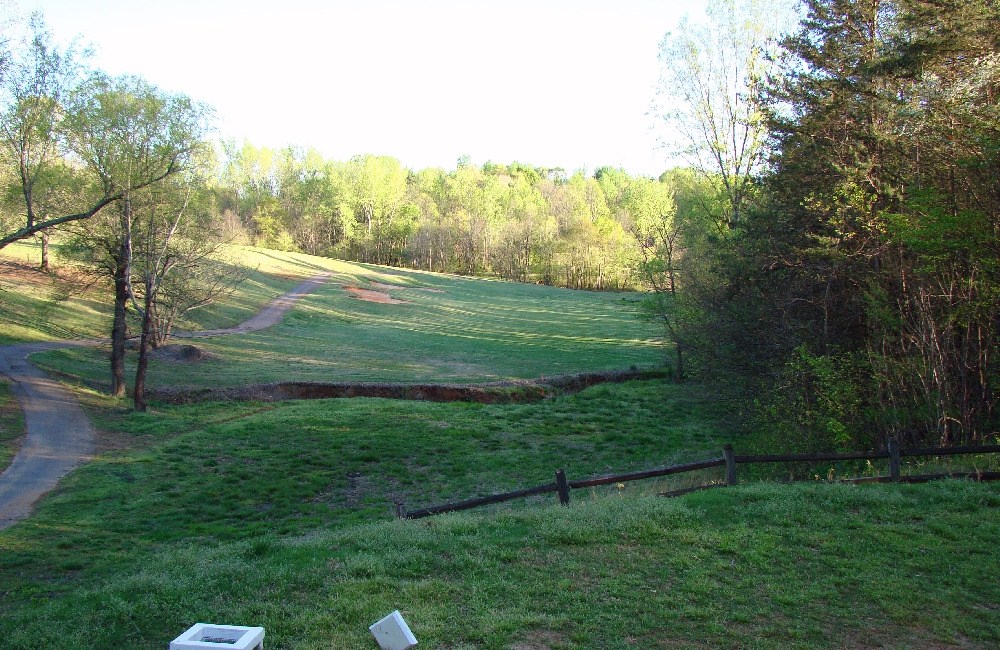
{"left": 1, "top": 421, "right": 997, "bottom": 649}
{"left": 30, "top": 258, "right": 659, "bottom": 391}
{"left": 0, "top": 242, "right": 113, "bottom": 344}
{"left": 0, "top": 242, "right": 319, "bottom": 345}
{"left": 1, "top": 378, "right": 997, "bottom": 648}
{"left": 0, "top": 378, "right": 25, "bottom": 471}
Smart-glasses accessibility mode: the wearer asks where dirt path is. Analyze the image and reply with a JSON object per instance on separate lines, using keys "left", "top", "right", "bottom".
{"left": 0, "top": 272, "right": 333, "bottom": 530}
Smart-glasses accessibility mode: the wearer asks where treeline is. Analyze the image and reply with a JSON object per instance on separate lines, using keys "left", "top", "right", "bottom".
{"left": 662, "top": 0, "right": 1000, "bottom": 451}
{"left": 213, "top": 144, "right": 687, "bottom": 291}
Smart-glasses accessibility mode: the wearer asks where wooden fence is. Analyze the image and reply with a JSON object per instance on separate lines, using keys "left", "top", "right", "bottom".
{"left": 400, "top": 441, "right": 1000, "bottom": 519}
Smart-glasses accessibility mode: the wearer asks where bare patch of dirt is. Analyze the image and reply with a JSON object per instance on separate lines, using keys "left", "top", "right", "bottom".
{"left": 511, "top": 630, "right": 569, "bottom": 650}
{"left": 0, "top": 260, "right": 49, "bottom": 285}
{"left": 345, "top": 471, "right": 368, "bottom": 507}
{"left": 152, "top": 344, "right": 218, "bottom": 363}
{"left": 368, "top": 280, "right": 445, "bottom": 293}
{"left": 343, "top": 285, "right": 409, "bottom": 304}
{"left": 90, "top": 426, "right": 141, "bottom": 458}
{"left": 148, "top": 368, "right": 669, "bottom": 405}
{"left": 0, "top": 260, "right": 102, "bottom": 295}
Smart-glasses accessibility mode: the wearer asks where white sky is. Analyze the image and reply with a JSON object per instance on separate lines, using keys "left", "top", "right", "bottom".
{"left": 25, "top": 0, "right": 708, "bottom": 176}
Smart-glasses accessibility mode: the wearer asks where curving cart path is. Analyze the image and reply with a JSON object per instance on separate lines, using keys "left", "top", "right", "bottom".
{"left": 0, "top": 271, "right": 333, "bottom": 530}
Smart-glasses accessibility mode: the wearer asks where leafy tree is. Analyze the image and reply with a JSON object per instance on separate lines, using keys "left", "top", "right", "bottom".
{"left": 656, "top": 0, "right": 791, "bottom": 227}
{"left": 129, "top": 174, "right": 245, "bottom": 411}
{"left": 0, "top": 12, "right": 87, "bottom": 267}
{"left": 65, "top": 73, "right": 210, "bottom": 396}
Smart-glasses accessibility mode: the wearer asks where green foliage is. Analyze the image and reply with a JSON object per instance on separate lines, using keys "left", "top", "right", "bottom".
{"left": 692, "top": 0, "right": 1000, "bottom": 448}
{"left": 752, "top": 346, "right": 868, "bottom": 453}
{"left": 214, "top": 149, "right": 659, "bottom": 290}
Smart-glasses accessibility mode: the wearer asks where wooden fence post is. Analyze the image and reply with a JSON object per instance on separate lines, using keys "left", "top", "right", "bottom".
{"left": 555, "top": 469, "right": 570, "bottom": 505}
{"left": 888, "top": 438, "right": 900, "bottom": 483}
{"left": 723, "top": 444, "right": 737, "bottom": 486}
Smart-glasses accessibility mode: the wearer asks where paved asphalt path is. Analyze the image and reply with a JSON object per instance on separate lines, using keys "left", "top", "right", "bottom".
{"left": 0, "top": 271, "right": 333, "bottom": 530}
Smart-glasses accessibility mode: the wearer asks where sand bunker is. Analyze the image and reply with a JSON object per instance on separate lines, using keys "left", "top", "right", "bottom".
{"left": 343, "top": 286, "right": 409, "bottom": 304}
{"left": 367, "top": 280, "right": 445, "bottom": 293}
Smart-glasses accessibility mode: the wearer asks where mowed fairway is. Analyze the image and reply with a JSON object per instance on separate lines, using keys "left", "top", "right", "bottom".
{"left": 30, "top": 251, "right": 659, "bottom": 391}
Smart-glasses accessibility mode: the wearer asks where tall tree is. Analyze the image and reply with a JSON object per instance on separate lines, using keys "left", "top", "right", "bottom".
{"left": 65, "top": 73, "right": 210, "bottom": 396}
{"left": 656, "top": 0, "right": 792, "bottom": 227}
{"left": 0, "top": 12, "right": 86, "bottom": 267}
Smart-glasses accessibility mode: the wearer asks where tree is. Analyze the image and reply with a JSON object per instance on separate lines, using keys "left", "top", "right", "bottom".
{"left": 0, "top": 12, "right": 86, "bottom": 268}
{"left": 129, "top": 174, "right": 245, "bottom": 411}
{"left": 705, "top": 0, "right": 1000, "bottom": 449}
{"left": 626, "top": 177, "right": 686, "bottom": 378}
{"left": 65, "top": 73, "right": 210, "bottom": 396}
{"left": 656, "top": 0, "right": 791, "bottom": 227}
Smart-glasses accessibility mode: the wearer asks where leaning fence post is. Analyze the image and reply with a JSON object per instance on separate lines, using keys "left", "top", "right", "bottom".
{"left": 555, "top": 469, "right": 570, "bottom": 505}
{"left": 723, "top": 444, "right": 737, "bottom": 486}
{"left": 888, "top": 438, "right": 901, "bottom": 483}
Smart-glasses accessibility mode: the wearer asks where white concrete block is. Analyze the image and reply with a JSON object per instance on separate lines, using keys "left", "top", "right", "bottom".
{"left": 169, "top": 623, "right": 265, "bottom": 650}
{"left": 369, "top": 610, "right": 418, "bottom": 650}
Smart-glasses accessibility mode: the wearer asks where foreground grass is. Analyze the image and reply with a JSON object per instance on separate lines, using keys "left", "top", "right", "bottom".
{"left": 1, "top": 381, "right": 998, "bottom": 648}
{"left": 2, "top": 481, "right": 997, "bottom": 649}
{"left": 32, "top": 259, "right": 658, "bottom": 390}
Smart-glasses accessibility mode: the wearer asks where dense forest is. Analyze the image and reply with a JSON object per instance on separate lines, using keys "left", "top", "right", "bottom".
{"left": 0, "top": 0, "right": 997, "bottom": 447}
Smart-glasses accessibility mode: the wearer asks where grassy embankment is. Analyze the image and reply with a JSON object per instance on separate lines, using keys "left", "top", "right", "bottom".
{"left": 0, "top": 378, "right": 25, "bottom": 471}
{"left": 1, "top": 410, "right": 997, "bottom": 650}
{"left": 0, "top": 240, "right": 333, "bottom": 470}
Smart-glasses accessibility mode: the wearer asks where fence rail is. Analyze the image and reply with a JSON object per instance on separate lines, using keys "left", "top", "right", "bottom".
{"left": 401, "top": 439, "right": 1000, "bottom": 519}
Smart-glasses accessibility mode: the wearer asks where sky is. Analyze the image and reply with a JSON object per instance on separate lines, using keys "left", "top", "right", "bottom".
{"left": 24, "top": 0, "right": 709, "bottom": 176}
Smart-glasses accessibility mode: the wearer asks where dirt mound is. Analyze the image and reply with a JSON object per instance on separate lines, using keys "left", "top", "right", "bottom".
{"left": 343, "top": 286, "right": 409, "bottom": 304}
{"left": 152, "top": 344, "right": 216, "bottom": 362}
{"left": 368, "top": 280, "right": 445, "bottom": 293}
{"left": 148, "top": 368, "right": 670, "bottom": 405}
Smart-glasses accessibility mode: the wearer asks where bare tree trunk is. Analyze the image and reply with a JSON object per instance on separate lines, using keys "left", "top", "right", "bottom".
{"left": 111, "top": 240, "right": 128, "bottom": 397}
{"left": 110, "top": 193, "right": 133, "bottom": 397}
{"left": 40, "top": 231, "right": 49, "bottom": 273}
{"left": 133, "top": 278, "right": 153, "bottom": 412}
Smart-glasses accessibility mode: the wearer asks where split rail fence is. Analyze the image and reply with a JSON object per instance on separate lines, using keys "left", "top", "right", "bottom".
{"left": 399, "top": 441, "right": 1000, "bottom": 519}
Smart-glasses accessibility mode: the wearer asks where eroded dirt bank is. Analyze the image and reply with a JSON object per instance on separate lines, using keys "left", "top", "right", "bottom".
{"left": 148, "top": 368, "right": 669, "bottom": 405}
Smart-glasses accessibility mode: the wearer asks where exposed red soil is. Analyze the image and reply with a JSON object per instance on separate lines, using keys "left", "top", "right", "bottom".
{"left": 147, "top": 368, "right": 669, "bottom": 405}
{"left": 343, "top": 285, "right": 409, "bottom": 304}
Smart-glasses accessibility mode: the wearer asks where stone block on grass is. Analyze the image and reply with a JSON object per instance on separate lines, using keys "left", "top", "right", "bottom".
{"left": 369, "top": 610, "right": 417, "bottom": 650}
{"left": 169, "top": 623, "right": 265, "bottom": 649}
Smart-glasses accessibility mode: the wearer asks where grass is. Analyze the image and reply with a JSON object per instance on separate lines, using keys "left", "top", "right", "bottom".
{"left": 0, "top": 242, "right": 112, "bottom": 345}
{"left": 29, "top": 252, "right": 659, "bottom": 390}
{"left": 1, "top": 462, "right": 997, "bottom": 648}
{"left": 2, "top": 380, "right": 999, "bottom": 648}
{"left": 0, "top": 377, "right": 26, "bottom": 472}
{"left": 0, "top": 242, "right": 339, "bottom": 345}
{"left": 6, "top": 242, "right": 997, "bottom": 648}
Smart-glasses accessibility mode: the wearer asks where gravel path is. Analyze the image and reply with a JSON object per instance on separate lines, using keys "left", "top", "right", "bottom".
{"left": 0, "top": 272, "right": 333, "bottom": 530}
